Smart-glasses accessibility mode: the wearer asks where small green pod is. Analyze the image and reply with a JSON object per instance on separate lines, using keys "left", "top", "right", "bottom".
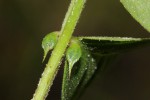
{"left": 42, "top": 31, "right": 59, "bottom": 61}
{"left": 66, "top": 38, "right": 82, "bottom": 77}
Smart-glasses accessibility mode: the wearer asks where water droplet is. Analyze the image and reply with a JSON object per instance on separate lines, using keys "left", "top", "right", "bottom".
{"left": 95, "top": 67, "right": 97, "bottom": 70}
{"left": 91, "top": 58, "right": 94, "bottom": 62}
{"left": 87, "top": 54, "right": 90, "bottom": 57}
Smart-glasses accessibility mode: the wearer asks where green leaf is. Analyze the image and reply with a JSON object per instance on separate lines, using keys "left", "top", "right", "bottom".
{"left": 79, "top": 36, "right": 150, "bottom": 54}
{"left": 62, "top": 42, "right": 97, "bottom": 100}
{"left": 42, "top": 31, "right": 59, "bottom": 61}
{"left": 120, "top": 0, "right": 150, "bottom": 32}
{"left": 62, "top": 36, "right": 150, "bottom": 100}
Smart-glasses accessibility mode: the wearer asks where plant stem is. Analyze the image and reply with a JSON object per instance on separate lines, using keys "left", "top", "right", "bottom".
{"left": 32, "top": 0, "right": 86, "bottom": 100}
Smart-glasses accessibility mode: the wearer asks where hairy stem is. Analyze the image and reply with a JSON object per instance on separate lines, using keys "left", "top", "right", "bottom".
{"left": 32, "top": 0, "right": 86, "bottom": 100}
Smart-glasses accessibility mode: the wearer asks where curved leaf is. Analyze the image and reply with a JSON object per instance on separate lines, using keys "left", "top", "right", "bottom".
{"left": 79, "top": 36, "right": 150, "bottom": 54}
{"left": 62, "top": 42, "right": 97, "bottom": 100}
{"left": 120, "top": 0, "right": 150, "bottom": 32}
{"left": 61, "top": 36, "right": 150, "bottom": 100}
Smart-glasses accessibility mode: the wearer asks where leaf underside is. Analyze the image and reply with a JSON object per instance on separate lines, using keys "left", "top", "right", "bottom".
{"left": 79, "top": 36, "right": 150, "bottom": 54}
{"left": 120, "top": 0, "right": 150, "bottom": 32}
{"left": 62, "top": 36, "right": 150, "bottom": 100}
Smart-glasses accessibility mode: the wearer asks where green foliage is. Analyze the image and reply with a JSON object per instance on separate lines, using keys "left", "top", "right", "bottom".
{"left": 33, "top": 0, "right": 150, "bottom": 100}
{"left": 121, "top": 0, "right": 150, "bottom": 32}
{"left": 79, "top": 36, "right": 150, "bottom": 53}
{"left": 62, "top": 41, "right": 97, "bottom": 100}
{"left": 62, "top": 36, "right": 150, "bottom": 100}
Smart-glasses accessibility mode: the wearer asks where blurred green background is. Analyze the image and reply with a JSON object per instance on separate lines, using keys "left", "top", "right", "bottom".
{"left": 0, "top": 0, "right": 150, "bottom": 100}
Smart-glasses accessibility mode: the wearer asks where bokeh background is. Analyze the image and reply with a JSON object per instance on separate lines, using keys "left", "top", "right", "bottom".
{"left": 0, "top": 0, "right": 150, "bottom": 100}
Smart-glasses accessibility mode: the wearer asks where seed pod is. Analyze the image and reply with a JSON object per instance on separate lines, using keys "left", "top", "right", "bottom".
{"left": 66, "top": 38, "right": 82, "bottom": 77}
{"left": 42, "top": 31, "right": 59, "bottom": 61}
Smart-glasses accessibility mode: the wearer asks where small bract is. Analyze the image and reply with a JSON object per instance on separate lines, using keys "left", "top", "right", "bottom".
{"left": 66, "top": 38, "right": 82, "bottom": 77}
{"left": 42, "top": 31, "right": 59, "bottom": 61}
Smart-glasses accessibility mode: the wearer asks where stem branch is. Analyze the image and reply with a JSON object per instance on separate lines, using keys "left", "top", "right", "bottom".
{"left": 32, "top": 0, "right": 86, "bottom": 100}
